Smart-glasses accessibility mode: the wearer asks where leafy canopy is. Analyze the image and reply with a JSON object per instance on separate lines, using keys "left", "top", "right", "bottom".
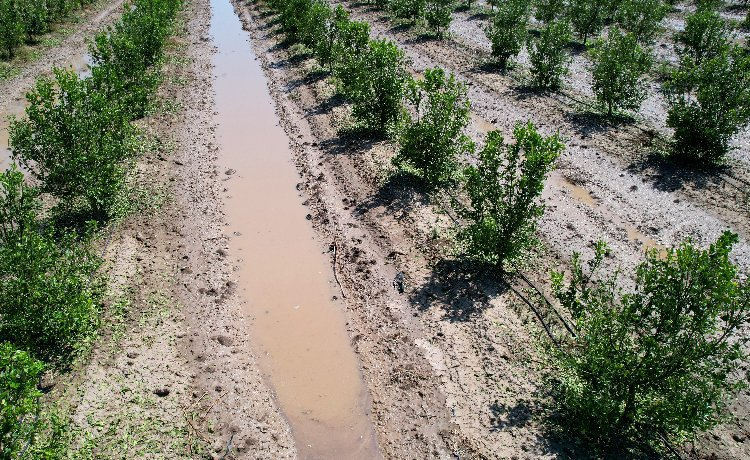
{"left": 459, "top": 122, "right": 563, "bottom": 268}
{"left": 394, "top": 67, "right": 473, "bottom": 186}
{"left": 551, "top": 232, "right": 750, "bottom": 448}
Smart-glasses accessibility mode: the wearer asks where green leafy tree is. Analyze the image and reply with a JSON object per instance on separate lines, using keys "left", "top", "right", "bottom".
{"left": 274, "top": 0, "right": 313, "bottom": 43}
{"left": 676, "top": 8, "right": 730, "bottom": 67}
{"left": 592, "top": 29, "right": 652, "bottom": 116}
{"left": 534, "top": 0, "right": 565, "bottom": 23}
{"left": 349, "top": 39, "right": 409, "bottom": 133}
{"left": 390, "top": 0, "right": 426, "bottom": 23}
{"left": 459, "top": 123, "right": 563, "bottom": 268}
{"left": 333, "top": 19, "right": 371, "bottom": 97}
{"left": 0, "top": 343, "right": 44, "bottom": 458}
{"left": 89, "top": 0, "right": 180, "bottom": 120}
{"left": 300, "top": 0, "right": 331, "bottom": 52}
{"left": 393, "top": 67, "right": 473, "bottom": 185}
{"left": 484, "top": 0, "right": 532, "bottom": 68}
{"left": 615, "top": 0, "right": 668, "bottom": 43}
{"left": 425, "top": 0, "right": 454, "bottom": 37}
{"left": 0, "top": 168, "right": 101, "bottom": 365}
{"left": 666, "top": 44, "right": 750, "bottom": 163}
{"left": 528, "top": 20, "right": 573, "bottom": 89}
{"left": 10, "top": 68, "right": 136, "bottom": 217}
{"left": 313, "top": 4, "right": 349, "bottom": 71}
{"left": 567, "top": 0, "right": 608, "bottom": 45}
{"left": 551, "top": 232, "right": 750, "bottom": 448}
{"left": 0, "top": 0, "right": 25, "bottom": 58}
{"left": 17, "top": 0, "right": 49, "bottom": 42}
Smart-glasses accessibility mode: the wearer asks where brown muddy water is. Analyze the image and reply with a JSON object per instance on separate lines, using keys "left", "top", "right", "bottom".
{"left": 209, "top": 0, "right": 379, "bottom": 458}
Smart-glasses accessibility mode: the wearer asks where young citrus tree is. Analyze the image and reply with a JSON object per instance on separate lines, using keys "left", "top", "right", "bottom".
{"left": 0, "top": 343, "right": 44, "bottom": 459}
{"left": 0, "top": 168, "right": 101, "bottom": 365}
{"left": 534, "top": 0, "right": 565, "bottom": 23}
{"left": 551, "top": 232, "right": 750, "bottom": 448}
{"left": 349, "top": 39, "right": 409, "bottom": 134}
{"left": 390, "top": 0, "right": 426, "bottom": 23}
{"left": 666, "top": 44, "right": 750, "bottom": 163}
{"left": 677, "top": 8, "right": 730, "bottom": 68}
{"left": 484, "top": 0, "right": 532, "bottom": 68}
{"left": 528, "top": 20, "right": 572, "bottom": 90}
{"left": 459, "top": 122, "right": 563, "bottom": 269}
{"left": 313, "top": 4, "right": 349, "bottom": 71}
{"left": 300, "top": 0, "right": 332, "bottom": 53}
{"left": 566, "top": 0, "right": 608, "bottom": 45}
{"left": 0, "top": 0, "right": 25, "bottom": 58}
{"left": 393, "top": 67, "right": 473, "bottom": 186}
{"left": 615, "top": 0, "right": 668, "bottom": 43}
{"left": 332, "top": 19, "right": 371, "bottom": 97}
{"left": 425, "top": 0, "right": 454, "bottom": 37}
{"left": 591, "top": 29, "right": 652, "bottom": 116}
{"left": 10, "top": 68, "right": 137, "bottom": 218}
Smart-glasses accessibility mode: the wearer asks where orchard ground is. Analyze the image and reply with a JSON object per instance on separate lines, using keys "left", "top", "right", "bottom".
{"left": 2, "top": 0, "right": 749, "bottom": 458}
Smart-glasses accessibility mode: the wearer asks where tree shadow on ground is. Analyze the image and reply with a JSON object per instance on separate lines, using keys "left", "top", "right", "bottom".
{"left": 306, "top": 91, "right": 347, "bottom": 116}
{"left": 568, "top": 41, "right": 588, "bottom": 56}
{"left": 489, "top": 399, "right": 534, "bottom": 431}
{"left": 627, "top": 149, "right": 732, "bottom": 194}
{"left": 389, "top": 22, "right": 416, "bottom": 34}
{"left": 564, "top": 110, "right": 632, "bottom": 138}
{"left": 513, "top": 84, "right": 545, "bottom": 101}
{"left": 466, "top": 11, "right": 490, "bottom": 21}
{"left": 285, "top": 68, "right": 329, "bottom": 92}
{"left": 409, "top": 258, "right": 508, "bottom": 322}
{"left": 474, "top": 59, "right": 513, "bottom": 76}
{"left": 353, "top": 172, "right": 431, "bottom": 222}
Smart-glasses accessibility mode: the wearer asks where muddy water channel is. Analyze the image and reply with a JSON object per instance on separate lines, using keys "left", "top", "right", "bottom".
{"left": 209, "top": 0, "right": 379, "bottom": 458}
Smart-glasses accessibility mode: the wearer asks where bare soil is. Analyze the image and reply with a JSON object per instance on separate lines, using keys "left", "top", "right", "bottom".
{"left": 9, "top": 0, "right": 749, "bottom": 458}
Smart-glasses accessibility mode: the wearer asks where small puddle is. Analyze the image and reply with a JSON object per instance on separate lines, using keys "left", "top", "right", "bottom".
{"left": 209, "top": 0, "right": 379, "bottom": 458}
{"left": 550, "top": 172, "right": 599, "bottom": 208}
{"left": 548, "top": 171, "right": 666, "bottom": 253}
